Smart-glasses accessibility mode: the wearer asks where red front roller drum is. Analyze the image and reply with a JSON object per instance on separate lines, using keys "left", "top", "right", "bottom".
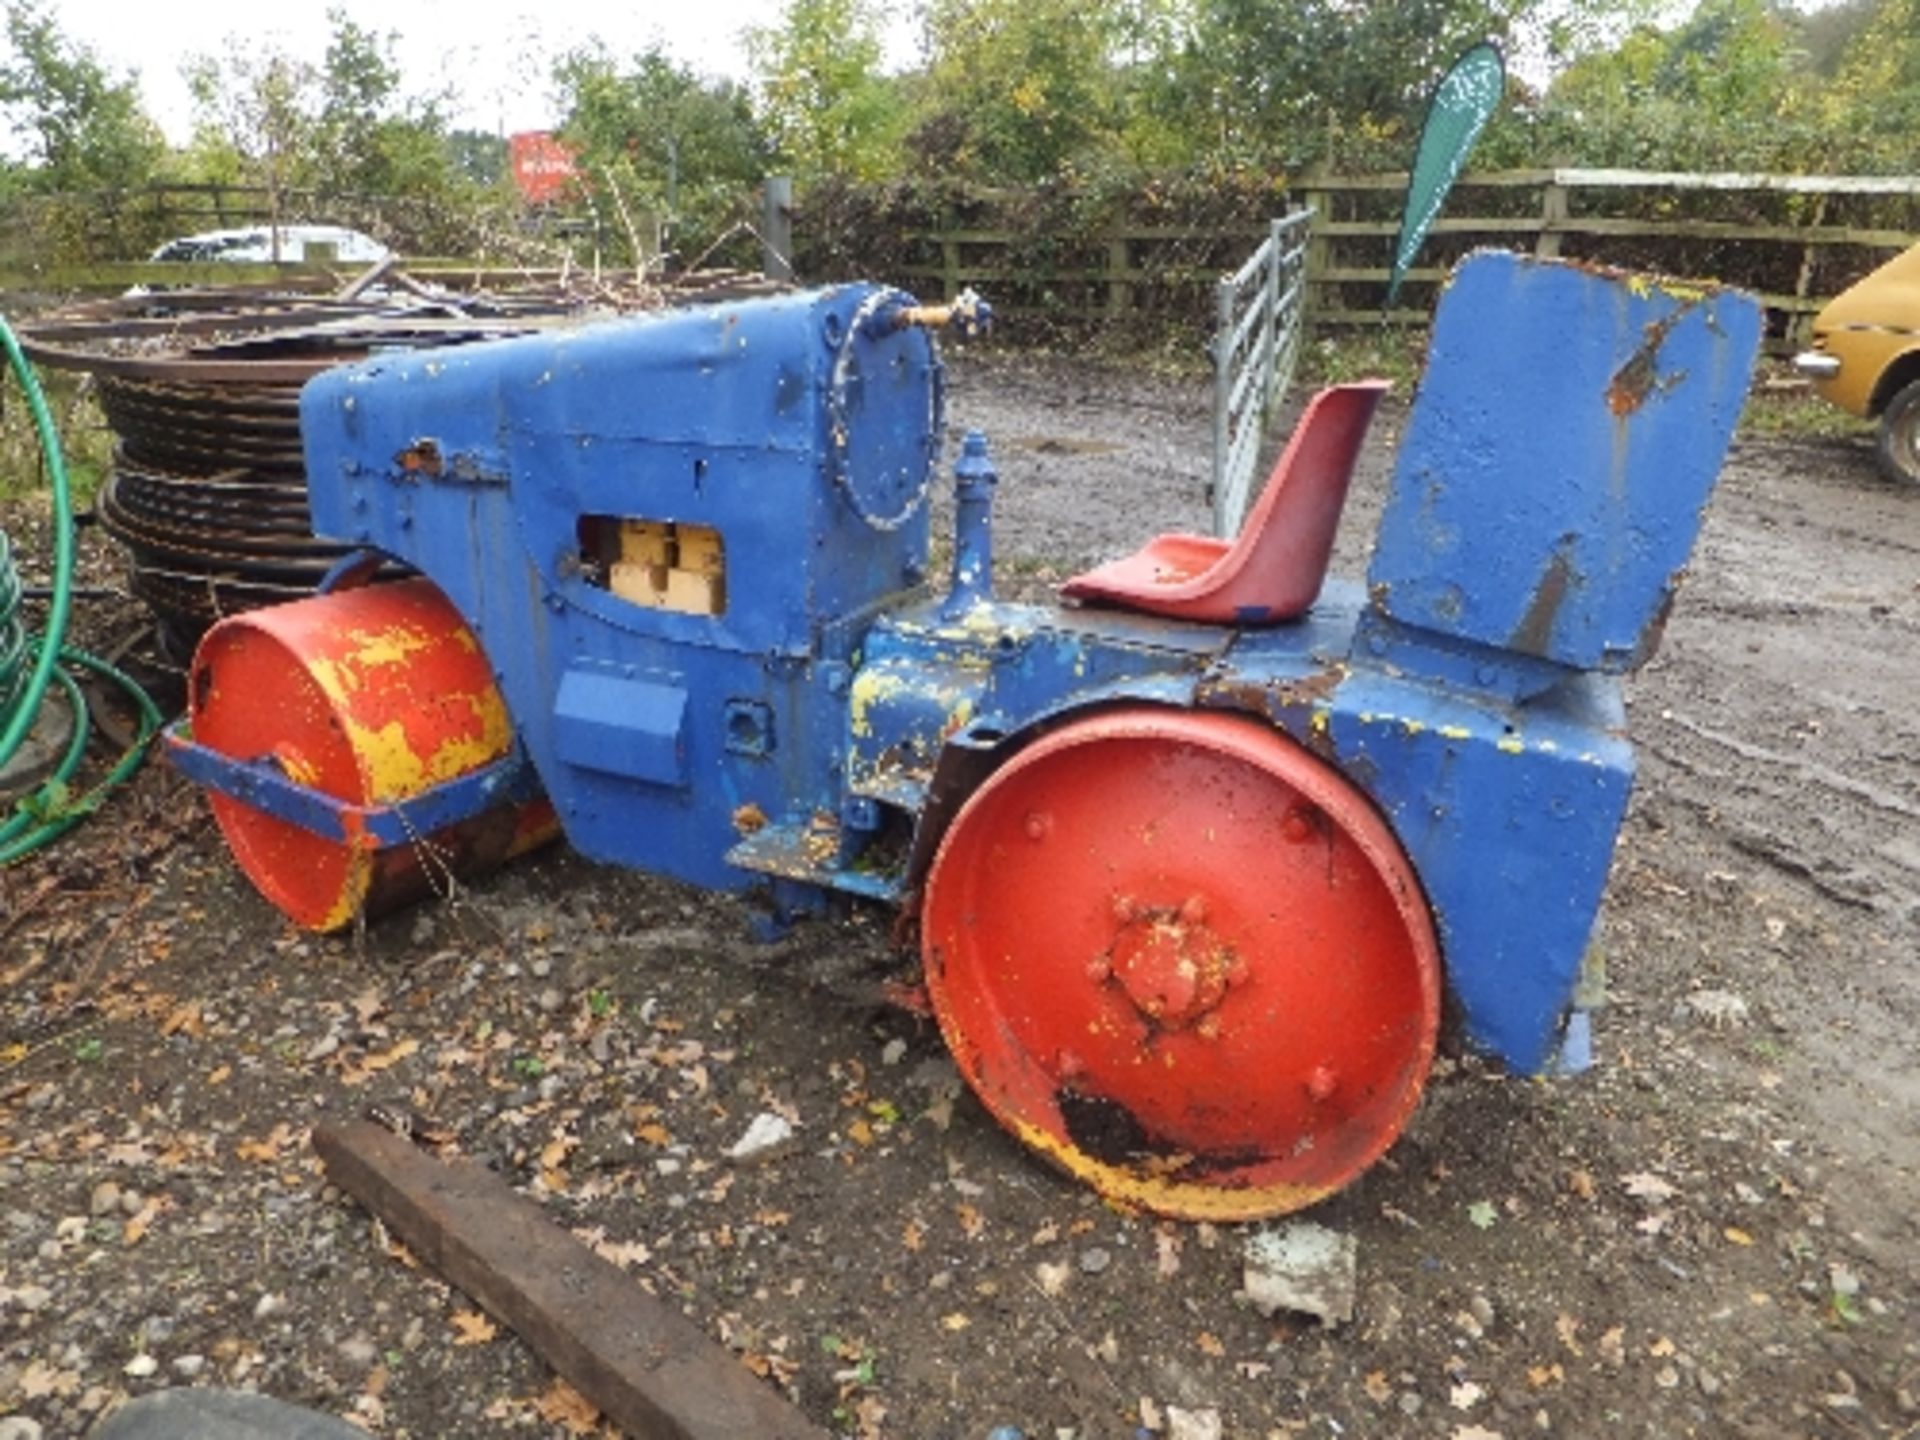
{"left": 920, "top": 708, "right": 1441, "bottom": 1221}
{"left": 188, "top": 578, "right": 554, "bottom": 931}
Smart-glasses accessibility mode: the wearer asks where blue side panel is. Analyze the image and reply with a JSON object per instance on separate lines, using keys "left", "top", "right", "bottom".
{"left": 1368, "top": 252, "right": 1762, "bottom": 672}
{"left": 1321, "top": 670, "right": 1632, "bottom": 1073}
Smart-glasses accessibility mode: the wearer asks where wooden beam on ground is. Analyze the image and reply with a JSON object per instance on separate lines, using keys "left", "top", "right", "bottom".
{"left": 312, "top": 1121, "right": 828, "bottom": 1440}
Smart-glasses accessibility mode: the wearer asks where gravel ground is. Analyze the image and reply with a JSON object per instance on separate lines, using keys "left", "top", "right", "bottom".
{"left": 1, "top": 351, "right": 1915, "bottom": 1439}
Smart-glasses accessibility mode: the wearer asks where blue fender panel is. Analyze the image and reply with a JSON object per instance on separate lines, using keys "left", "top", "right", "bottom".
{"left": 1323, "top": 669, "right": 1632, "bottom": 1074}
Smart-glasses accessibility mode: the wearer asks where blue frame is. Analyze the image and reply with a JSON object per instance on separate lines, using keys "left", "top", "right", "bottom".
{"left": 179, "top": 254, "right": 1760, "bottom": 1079}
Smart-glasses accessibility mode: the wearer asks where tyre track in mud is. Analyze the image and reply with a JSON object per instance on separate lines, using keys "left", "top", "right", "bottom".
{"left": 1617, "top": 433, "right": 1919, "bottom": 1279}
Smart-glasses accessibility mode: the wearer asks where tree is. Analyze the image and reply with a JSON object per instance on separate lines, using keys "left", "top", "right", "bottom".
{"left": 910, "top": 0, "right": 1131, "bottom": 180}
{"left": 553, "top": 43, "right": 769, "bottom": 257}
{"left": 1168, "top": 0, "right": 1545, "bottom": 172}
{"left": 182, "top": 9, "right": 485, "bottom": 253}
{"left": 1824, "top": 0, "right": 1920, "bottom": 166}
{"left": 0, "top": 0, "right": 163, "bottom": 191}
{"left": 1520, "top": 0, "right": 1834, "bottom": 171}
{"left": 749, "top": 0, "right": 902, "bottom": 181}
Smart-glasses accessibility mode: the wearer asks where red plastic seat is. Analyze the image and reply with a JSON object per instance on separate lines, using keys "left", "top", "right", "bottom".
{"left": 1060, "top": 381, "right": 1387, "bottom": 625}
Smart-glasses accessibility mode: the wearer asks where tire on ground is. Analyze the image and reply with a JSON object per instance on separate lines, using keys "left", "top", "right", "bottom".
{"left": 1876, "top": 378, "right": 1920, "bottom": 485}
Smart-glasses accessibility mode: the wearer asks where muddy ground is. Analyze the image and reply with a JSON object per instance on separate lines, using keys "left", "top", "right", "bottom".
{"left": 1, "top": 352, "right": 1916, "bottom": 1440}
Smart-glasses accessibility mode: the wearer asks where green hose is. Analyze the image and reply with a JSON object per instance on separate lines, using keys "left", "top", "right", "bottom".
{"left": 0, "top": 314, "right": 163, "bottom": 864}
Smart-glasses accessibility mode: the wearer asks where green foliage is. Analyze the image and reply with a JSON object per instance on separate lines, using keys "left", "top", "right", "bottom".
{"left": 1824, "top": 0, "right": 1920, "bottom": 166}
{"left": 912, "top": 0, "right": 1130, "bottom": 181}
{"left": 749, "top": 0, "right": 901, "bottom": 181}
{"left": 179, "top": 8, "right": 497, "bottom": 254}
{"left": 1166, "top": 0, "right": 1540, "bottom": 173}
{"left": 553, "top": 42, "right": 769, "bottom": 262}
{"left": 1498, "top": 0, "right": 1920, "bottom": 174}
{"left": 0, "top": 0, "right": 163, "bottom": 191}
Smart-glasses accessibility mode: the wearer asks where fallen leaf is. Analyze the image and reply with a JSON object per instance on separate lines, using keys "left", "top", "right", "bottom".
{"left": 236, "top": 1123, "right": 294, "bottom": 1163}
{"left": 1466, "top": 1200, "right": 1498, "bottom": 1229}
{"left": 1527, "top": 1363, "right": 1564, "bottom": 1388}
{"left": 18, "top": 1359, "right": 82, "bottom": 1399}
{"left": 207, "top": 1064, "right": 232, "bottom": 1086}
{"left": 634, "top": 1122, "right": 672, "bottom": 1148}
{"left": 848, "top": 1118, "right": 875, "bottom": 1147}
{"left": 1598, "top": 1326, "right": 1627, "bottom": 1368}
{"left": 940, "top": 1312, "right": 970, "bottom": 1331}
{"left": 1452, "top": 1426, "right": 1505, "bottom": 1440}
{"left": 1648, "top": 1335, "right": 1676, "bottom": 1358}
{"left": 1364, "top": 1370, "right": 1392, "bottom": 1403}
{"left": 1196, "top": 1331, "right": 1225, "bottom": 1357}
{"left": 1724, "top": 1226, "right": 1755, "bottom": 1246}
{"left": 160, "top": 1002, "right": 204, "bottom": 1039}
{"left": 342, "top": 1037, "right": 420, "bottom": 1086}
{"left": 1567, "top": 1169, "right": 1596, "bottom": 1200}
{"left": 852, "top": 1393, "right": 888, "bottom": 1440}
{"left": 955, "top": 1203, "right": 984, "bottom": 1239}
{"left": 1450, "top": 1380, "right": 1485, "bottom": 1410}
{"left": 592, "top": 1238, "right": 652, "bottom": 1270}
{"left": 1036, "top": 1261, "right": 1070, "bottom": 1297}
{"left": 451, "top": 1310, "right": 498, "bottom": 1346}
{"left": 902, "top": 1219, "right": 926, "bottom": 1253}
{"left": 1155, "top": 1227, "right": 1183, "bottom": 1279}
{"left": 123, "top": 1194, "right": 169, "bottom": 1246}
{"left": 1555, "top": 1313, "right": 1583, "bottom": 1356}
{"left": 532, "top": 1378, "right": 601, "bottom": 1437}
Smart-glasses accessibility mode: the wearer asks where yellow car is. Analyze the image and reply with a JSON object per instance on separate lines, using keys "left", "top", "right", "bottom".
{"left": 1795, "top": 239, "right": 1920, "bottom": 484}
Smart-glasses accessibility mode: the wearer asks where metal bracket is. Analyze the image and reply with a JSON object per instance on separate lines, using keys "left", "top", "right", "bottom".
{"left": 163, "top": 719, "right": 541, "bottom": 847}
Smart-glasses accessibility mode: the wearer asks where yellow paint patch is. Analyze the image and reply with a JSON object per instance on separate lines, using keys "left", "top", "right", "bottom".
{"left": 1438, "top": 725, "right": 1471, "bottom": 741}
{"left": 848, "top": 668, "right": 907, "bottom": 739}
{"left": 306, "top": 622, "right": 439, "bottom": 705}
{"left": 1007, "top": 1115, "right": 1329, "bottom": 1223}
{"left": 276, "top": 749, "right": 321, "bottom": 787}
{"left": 1497, "top": 736, "right": 1525, "bottom": 755}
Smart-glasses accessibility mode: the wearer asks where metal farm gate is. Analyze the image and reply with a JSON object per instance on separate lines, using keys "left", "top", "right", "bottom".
{"left": 1210, "top": 209, "right": 1313, "bottom": 536}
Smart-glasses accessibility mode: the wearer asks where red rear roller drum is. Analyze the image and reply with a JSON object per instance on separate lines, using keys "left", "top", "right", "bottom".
{"left": 920, "top": 708, "right": 1440, "bottom": 1221}
{"left": 188, "top": 578, "right": 554, "bottom": 931}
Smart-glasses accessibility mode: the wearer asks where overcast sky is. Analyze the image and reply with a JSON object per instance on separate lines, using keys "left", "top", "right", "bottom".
{"left": 47, "top": 1, "right": 914, "bottom": 143}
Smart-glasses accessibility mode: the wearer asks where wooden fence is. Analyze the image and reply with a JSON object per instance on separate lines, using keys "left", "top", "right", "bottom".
{"left": 873, "top": 169, "right": 1919, "bottom": 351}
{"left": 4, "top": 170, "right": 1917, "bottom": 351}
{"left": 1299, "top": 168, "right": 1920, "bottom": 347}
